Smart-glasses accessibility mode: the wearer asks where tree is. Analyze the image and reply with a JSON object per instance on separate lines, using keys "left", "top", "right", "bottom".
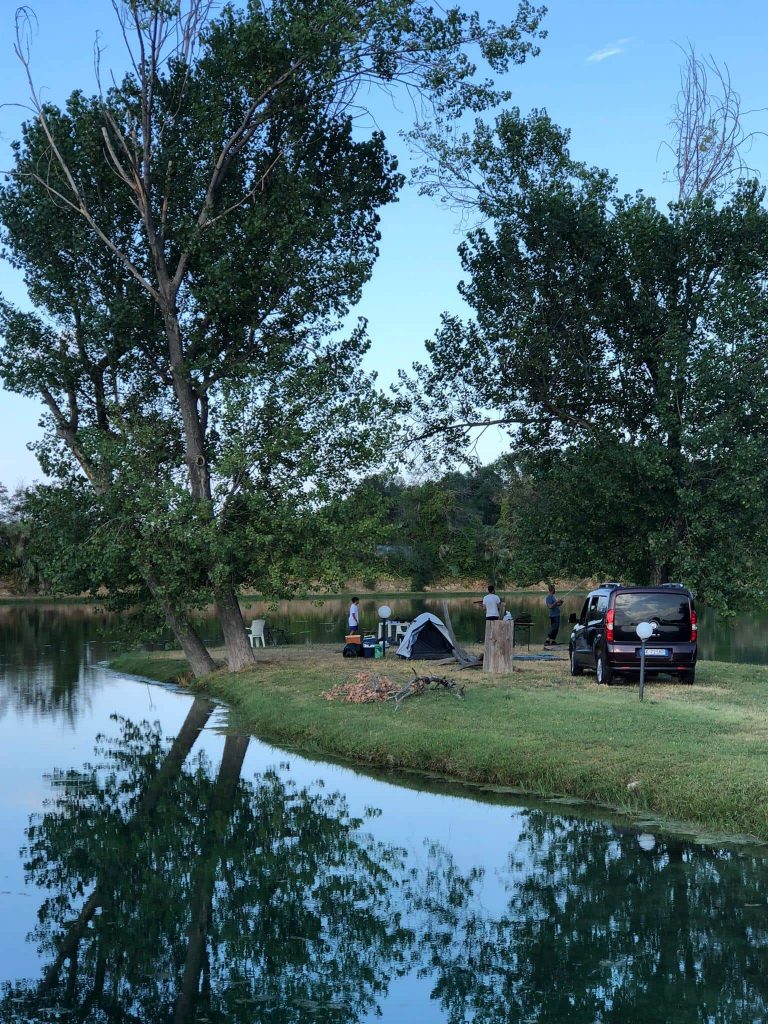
{"left": 408, "top": 109, "right": 768, "bottom": 606}
{"left": 1, "top": 0, "right": 546, "bottom": 672}
{"left": 372, "top": 463, "right": 507, "bottom": 588}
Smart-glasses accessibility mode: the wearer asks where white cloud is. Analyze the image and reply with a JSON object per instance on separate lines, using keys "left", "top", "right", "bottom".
{"left": 586, "top": 38, "right": 633, "bottom": 63}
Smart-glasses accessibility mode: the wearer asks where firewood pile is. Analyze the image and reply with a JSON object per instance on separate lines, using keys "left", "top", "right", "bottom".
{"left": 322, "top": 669, "right": 465, "bottom": 707}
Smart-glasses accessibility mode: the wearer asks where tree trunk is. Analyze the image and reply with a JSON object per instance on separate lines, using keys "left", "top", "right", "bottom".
{"left": 147, "top": 573, "right": 217, "bottom": 676}
{"left": 215, "top": 587, "right": 254, "bottom": 671}
{"left": 163, "top": 308, "right": 255, "bottom": 672}
{"left": 173, "top": 733, "right": 250, "bottom": 1023}
{"left": 484, "top": 619, "right": 514, "bottom": 674}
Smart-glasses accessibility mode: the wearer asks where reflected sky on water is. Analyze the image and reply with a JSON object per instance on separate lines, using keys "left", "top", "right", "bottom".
{"left": 1, "top": 606, "right": 768, "bottom": 1022}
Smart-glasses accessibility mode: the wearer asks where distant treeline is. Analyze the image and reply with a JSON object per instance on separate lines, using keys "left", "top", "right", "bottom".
{"left": 3, "top": 455, "right": 765, "bottom": 612}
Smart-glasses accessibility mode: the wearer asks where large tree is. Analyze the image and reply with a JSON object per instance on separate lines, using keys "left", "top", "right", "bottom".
{"left": 409, "top": 109, "right": 768, "bottom": 607}
{"left": 1, "top": 0, "right": 545, "bottom": 670}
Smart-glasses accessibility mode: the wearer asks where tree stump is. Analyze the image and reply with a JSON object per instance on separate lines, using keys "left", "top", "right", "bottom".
{"left": 484, "top": 619, "right": 514, "bottom": 673}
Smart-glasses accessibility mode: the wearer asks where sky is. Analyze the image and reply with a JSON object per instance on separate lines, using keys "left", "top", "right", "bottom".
{"left": 1, "top": 0, "right": 767, "bottom": 489}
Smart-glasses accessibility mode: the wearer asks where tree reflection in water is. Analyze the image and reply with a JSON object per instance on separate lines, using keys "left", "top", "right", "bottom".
{"left": 5, "top": 707, "right": 768, "bottom": 1024}
{"left": 413, "top": 809, "right": 768, "bottom": 1023}
{"left": 1, "top": 702, "right": 415, "bottom": 1023}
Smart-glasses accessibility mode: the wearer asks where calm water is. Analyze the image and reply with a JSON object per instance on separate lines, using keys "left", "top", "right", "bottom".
{"left": 1, "top": 606, "right": 768, "bottom": 1023}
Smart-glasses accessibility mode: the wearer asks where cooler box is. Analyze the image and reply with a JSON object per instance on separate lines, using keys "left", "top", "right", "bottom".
{"left": 362, "top": 635, "right": 376, "bottom": 658}
{"left": 345, "top": 634, "right": 362, "bottom": 646}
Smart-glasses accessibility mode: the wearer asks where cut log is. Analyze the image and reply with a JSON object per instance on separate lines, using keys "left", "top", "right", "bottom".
{"left": 484, "top": 619, "right": 514, "bottom": 673}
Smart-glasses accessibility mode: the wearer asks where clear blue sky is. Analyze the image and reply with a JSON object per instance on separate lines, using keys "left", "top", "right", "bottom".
{"left": 1, "top": 0, "right": 767, "bottom": 487}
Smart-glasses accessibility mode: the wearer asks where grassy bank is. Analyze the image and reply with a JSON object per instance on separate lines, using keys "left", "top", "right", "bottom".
{"left": 110, "top": 646, "right": 768, "bottom": 841}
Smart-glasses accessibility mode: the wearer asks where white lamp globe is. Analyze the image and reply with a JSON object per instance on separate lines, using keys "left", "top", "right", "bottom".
{"left": 378, "top": 605, "right": 392, "bottom": 619}
{"left": 636, "top": 621, "right": 654, "bottom": 641}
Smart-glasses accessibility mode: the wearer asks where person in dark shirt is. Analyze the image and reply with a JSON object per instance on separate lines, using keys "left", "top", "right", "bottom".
{"left": 544, "top": 584, "right": 563, "bottom": 645}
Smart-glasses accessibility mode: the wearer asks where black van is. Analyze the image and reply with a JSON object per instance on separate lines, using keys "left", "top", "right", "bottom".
{"left": 568, "top": 584, "right": 697, "bottom": 685}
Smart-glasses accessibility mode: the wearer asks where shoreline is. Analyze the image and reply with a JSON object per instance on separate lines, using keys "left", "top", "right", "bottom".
{"left": 0, "top": 587, "right": 562, "bottom": 605}
{"left": 109, "top": 645, "right": 768, "bottom": 845}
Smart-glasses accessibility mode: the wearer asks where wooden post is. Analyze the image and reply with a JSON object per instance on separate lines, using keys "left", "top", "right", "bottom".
{"left": 484, "top": 619, "right": 514, "bottom": 673}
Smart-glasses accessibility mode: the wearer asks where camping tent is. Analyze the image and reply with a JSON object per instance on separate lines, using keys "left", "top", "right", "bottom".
{"left": 396, "top": 613, "right": 455, "bottom": 660}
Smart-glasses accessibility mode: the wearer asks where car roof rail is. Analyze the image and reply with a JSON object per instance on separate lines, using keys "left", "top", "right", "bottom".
{"left": 659, "top": 582, "right": 687, "bottom": 589}
{"left": 599, "top": 581, "right": 622, "bottom": 589}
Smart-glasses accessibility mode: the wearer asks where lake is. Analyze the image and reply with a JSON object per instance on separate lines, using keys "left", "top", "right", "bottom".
{"left": 1, "top": 604, "right": 768, "bottom": 1022}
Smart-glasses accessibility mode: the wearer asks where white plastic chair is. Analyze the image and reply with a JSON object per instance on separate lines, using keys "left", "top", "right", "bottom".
{"left": 247, "top": 619, "right": 266, "bottom": 648}
{"left": 394, "top": 621, "right": 410, "bottom": 642}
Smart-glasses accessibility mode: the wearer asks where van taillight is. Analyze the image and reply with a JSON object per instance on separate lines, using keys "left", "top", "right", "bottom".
{"left": 691, "top": 610, "right": 697, "bottom": 641}
{"left": 606, "top": 609, "right": 614, "bottom": 643}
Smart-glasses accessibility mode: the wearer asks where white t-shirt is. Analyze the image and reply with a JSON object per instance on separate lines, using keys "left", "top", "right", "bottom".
{"left": 348, "top": 603, "right": 359, "bottom": 629}
{"left": 483, "top": 593, "right": 502, "bottom": 618}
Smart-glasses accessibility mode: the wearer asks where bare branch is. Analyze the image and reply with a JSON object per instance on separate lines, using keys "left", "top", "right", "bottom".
{"left": 13, "top": 8, "right": 160, "bottom": 300}
{"left": 664, "top": 43, "right": 764, "bottom": 201}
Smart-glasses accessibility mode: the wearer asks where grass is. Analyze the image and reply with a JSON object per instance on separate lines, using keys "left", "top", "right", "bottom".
{"left": 109, "top": 645, "right": 768, "bottom": 842}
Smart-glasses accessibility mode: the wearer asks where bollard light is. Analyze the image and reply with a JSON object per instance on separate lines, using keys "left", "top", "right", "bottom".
{"left": 378, "top": 605, "right": 392, "bottom": 658}
{"left": 636, "top": 620, "right": 654, "bottom": 700}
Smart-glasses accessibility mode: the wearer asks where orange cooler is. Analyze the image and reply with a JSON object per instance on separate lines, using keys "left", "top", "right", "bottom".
{"left": 345, "top": 634, "right": 362, "bottom": 646}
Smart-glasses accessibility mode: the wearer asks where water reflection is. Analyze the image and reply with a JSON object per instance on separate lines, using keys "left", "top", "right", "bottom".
{"left": 0, "top": 605, "right": 115, "bottom": 723}
{"left": 5, "top": 704, "right": 768, "bottom": 1023}
{"left": 414, "top": 812, "right": 768, "bottom": 1023}
{"left": 3, "top": 706, "right": 415, "bottom": 1022}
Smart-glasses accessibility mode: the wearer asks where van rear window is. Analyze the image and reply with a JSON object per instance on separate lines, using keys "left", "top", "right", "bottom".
{"left": 613, "top": 593, "right": 691, "bottom": 643}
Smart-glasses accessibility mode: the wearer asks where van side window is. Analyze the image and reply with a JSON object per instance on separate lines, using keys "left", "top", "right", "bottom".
{"left": 597, "top": 597, "right": 608, "bottom": 616}
{"left": 578, "top": 599, "right": 589, "bottom": 625}
{"left": 587, "top": 596, "right": 601, "bottom": 622}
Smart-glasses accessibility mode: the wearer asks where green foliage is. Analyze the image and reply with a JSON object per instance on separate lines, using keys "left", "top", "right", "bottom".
{"left": 410, "top": 108, "right": 768, "bottom": 608}
{"left": 368, "top": 463, "right": 507, "bottom": 588}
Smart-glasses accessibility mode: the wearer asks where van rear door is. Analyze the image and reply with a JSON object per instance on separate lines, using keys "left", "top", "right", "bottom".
{"left": 613, "top": 592, "right": 691, "bottom": 644}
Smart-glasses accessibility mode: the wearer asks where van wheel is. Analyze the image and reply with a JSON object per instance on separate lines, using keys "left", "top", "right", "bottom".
{"left": 680, "top": 669, "right": 696, "bottom": 684}
{"left": 570, "top": 648, "right": 584, "bottom": 676}
{"left": 595, "top": 650, "right": 613, "bottom": 686}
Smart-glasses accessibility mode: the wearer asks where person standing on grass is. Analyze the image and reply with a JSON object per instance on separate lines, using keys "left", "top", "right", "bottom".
{"left": 348, "top": 596, "right": 361, "bottom": 635}
{"left": 544, "top": 584, "right": 563, "bottom": 645}
{"left": 474, "top": 584, "right": 502, "bottom": 621}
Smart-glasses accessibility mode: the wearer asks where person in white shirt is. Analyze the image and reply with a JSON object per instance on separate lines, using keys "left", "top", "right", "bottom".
{"left": 474, "top": 584, "right": 502, "bottom": 620}
{"left": 348, "top": 596, "right": 361, "bottom": 634}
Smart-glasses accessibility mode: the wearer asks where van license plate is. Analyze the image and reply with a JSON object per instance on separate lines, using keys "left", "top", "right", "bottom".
{"left": 643, "top": 648, "right": 669, "bottom": 657}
